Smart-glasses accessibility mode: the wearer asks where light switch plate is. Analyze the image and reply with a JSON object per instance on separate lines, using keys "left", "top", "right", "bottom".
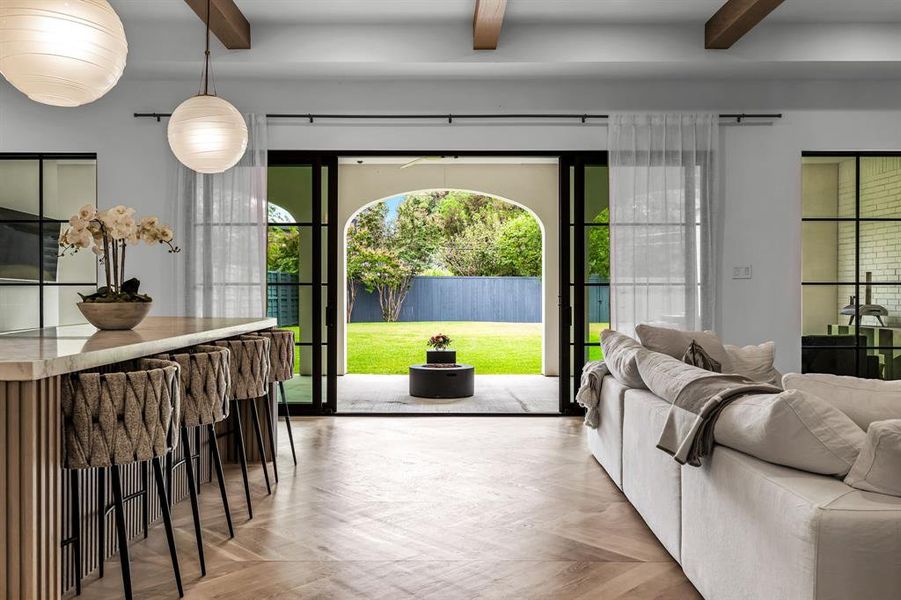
{"left": 732, "top": 265, "right": 752, "bottom": 280}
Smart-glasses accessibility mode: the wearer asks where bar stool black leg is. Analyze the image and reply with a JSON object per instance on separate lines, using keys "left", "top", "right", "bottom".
{"left": 97, "top": 468, "right": 106, "bottom": 578}
{"left": 110, "top": 465, "right": 133, "bottom": 600}
{"left": 165, "top": 451, "right": 174, "bottom": 506}
{"left": 141, "top": 461, "right": 150, "bottom": 539}
{"left": 249, "top": 397, "right": 272, "bottom": 494}
{"left": 208, "top": 424, "right": 235, "bottom": 538}
{"left": 70, "top": 469, "right": 82, "bottom": 596}
{"left": 181, "top": 427, "right": 207, "bottom": 577}
{"left": 279, "top": 382, "right": 298, "bottom": 466}
{"left": 263, "top": 390, "right": 279, "bottom": 483}
{"left": 152, "top": 457, "right": 184, "bottom": 598}
{"left": 194, "top": 427, "right": 203, "bottom": 495}
{"left": 280, "top": 381, "right": 297, "bottom": 466}
{"left": 232, "top": 402, "right": 254, "bottom": 519}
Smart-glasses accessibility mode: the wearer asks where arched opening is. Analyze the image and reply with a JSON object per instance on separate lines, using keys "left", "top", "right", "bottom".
{"left": 340, "top": 188, "right": 551, "bottom": 410}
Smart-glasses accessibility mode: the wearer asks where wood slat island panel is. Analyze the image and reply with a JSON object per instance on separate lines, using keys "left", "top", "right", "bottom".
{"left": 0, "top": 317, "right": 275, "bottom": 599}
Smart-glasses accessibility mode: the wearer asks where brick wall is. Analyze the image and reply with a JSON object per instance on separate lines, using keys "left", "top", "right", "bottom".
{"left": 837, "top": 157, "right": 901, "bottom": 326}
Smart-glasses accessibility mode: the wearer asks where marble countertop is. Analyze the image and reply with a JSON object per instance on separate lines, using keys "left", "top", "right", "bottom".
{"left": 0, "top": 317, "right": 277, "bottom": 381}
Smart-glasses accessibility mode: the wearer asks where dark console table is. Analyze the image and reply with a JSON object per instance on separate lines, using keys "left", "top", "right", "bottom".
{"left": 409, "top": 364, "right": 475, "bottom": 398}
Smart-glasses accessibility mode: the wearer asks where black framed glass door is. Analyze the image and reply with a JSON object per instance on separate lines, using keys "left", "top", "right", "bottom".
{"left": 267, "top": 152, "right": 338, "bottom": 414}
{"left": 560, "top": 153, "right": 609, "bottom": 414}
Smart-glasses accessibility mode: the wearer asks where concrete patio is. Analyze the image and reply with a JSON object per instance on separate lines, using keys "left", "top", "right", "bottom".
{"left": 337, "top": 374, "right": 559, "bottom": 413}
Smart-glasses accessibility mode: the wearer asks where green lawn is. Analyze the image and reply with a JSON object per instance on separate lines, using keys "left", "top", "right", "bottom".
{"left": 347, "top": 321, "right": 541, "bottom": 374}
{"left": 281, "top": 321, "right": 609, "bottom": 375}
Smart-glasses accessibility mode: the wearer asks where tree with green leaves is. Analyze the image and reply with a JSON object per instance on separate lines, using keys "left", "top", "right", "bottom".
{"left": 495, "top": 212, "right": 542, "bottom": 277}
{"left": 587, "top": 208, "right": 610, "bottom": 280}
{"left": 346, "top": 203, "right": 389, "bottom": 320}
{"left": 267, "top": 227, "right": 301, "bottom": 274}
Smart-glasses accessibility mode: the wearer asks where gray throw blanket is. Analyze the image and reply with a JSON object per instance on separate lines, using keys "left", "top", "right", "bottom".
{"left": 576, "top": 360, "right": 609, "bottom": 428}
{"left": 636, "top": 349, "right": 782, "bottom": 467}
{"left": 656, "top": 379, "right": 781, "bottom": 466}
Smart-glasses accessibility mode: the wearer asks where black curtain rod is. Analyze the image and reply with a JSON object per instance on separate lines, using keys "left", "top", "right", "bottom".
{"left": 133, "top": 112, "right": 782, "bottom": 124}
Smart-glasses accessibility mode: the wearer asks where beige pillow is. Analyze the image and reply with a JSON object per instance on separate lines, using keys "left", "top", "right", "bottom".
{"left": 725, "top": 342, "right": 782, "bottom": 385}
{"left": 635, "top": 324, "right": 733, "bottom": 373}
{"left": 715, "top": 389, "right": 866, "bottom": 476}
{"left": 845, "top": 420, "right": 901, "bottom": 496}
{"left": 600, "top": 329, "right": 646, "bottom": 389}
{"left": 781, "top": 373, "right": 901, "bottom": 429}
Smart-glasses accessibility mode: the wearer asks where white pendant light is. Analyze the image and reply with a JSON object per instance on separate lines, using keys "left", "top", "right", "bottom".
{"left": 0, "top": 0, "right": 128, "bottom": 107}
{"left": 167, "top": 0, "right": 247, "bottom": 174}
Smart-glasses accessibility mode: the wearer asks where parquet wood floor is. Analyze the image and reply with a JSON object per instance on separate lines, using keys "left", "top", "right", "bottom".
{"left": 75, "top": 417, "right": 700, "bottom": 600}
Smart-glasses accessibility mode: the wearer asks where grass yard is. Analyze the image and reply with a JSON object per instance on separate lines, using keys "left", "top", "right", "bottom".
{"left": 281, "top": 321, "right": 610, "bottom": 375}
{"left": 348, "top": 321, "right": 541, "bottom": 374}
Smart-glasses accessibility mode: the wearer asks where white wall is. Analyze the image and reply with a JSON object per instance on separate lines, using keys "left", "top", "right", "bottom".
{"left": 6, "top": 77, "right": 901, "bottom": 371}
{"left": 337, "top": 163, "right": 558, "bottom": 376}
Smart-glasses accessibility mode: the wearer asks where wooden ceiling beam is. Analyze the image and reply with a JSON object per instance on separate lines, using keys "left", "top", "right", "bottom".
{"left": 473, "top": 0, "right": 507, "bottom": 50}
{"left": 705, "top": 0, "right": 784, "bottom": 49}
{"left": 184, "top": 0, "right": 251, "bottom": 50}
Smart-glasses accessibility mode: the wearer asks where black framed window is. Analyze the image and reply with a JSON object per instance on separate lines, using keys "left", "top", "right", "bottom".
{"left": 0, "top": 154, "right": 98, "bottom": 331}
{"left": 802, "top": 153, "right": 901, "bottom": 380}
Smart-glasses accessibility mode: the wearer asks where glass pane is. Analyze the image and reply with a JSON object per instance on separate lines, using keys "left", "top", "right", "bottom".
{"left": 568, "top": 165, "right": 575, "bottom": 224}
{"left": 321, "top": 165, "right": 329, "bottom": 224}
{"left": 866, "top": 348, "right": 901, "bottom": 381}
{"left": 267, "top": 225, "right": 303, "bottom": 281}
{"left": 801, "top": 345, "right": 862, "bottom": 377}
{"left": 0, "top": 222, "right": 40, "bottom": 281}
{"left": 268, "top": 165, "right": 320, "bottom": 223}
{"left": 46, "top": 223, "right": 96, "bottom": 283}
{"left": 0, "top": 286, "right": 40, "bottom": 330}
{"left": 282, "top": 347, "right": 314, "bottom": 404}
{"left": 859, "top": 221, "right": 901, "bottom": 282}
{"left": 801, "top": 156, "right": 855, "bottom": 218}
{"left": 803, "top": 285, "right": 844, "bottom": 336}
{"left": 43, "top": 286, "right": 94, "bottom": 327}
{"left": 853, "top": 285, "right": 900, "bottom": 332}
{"left": 585, "top": 285, "right": 609, "bottom": 343}
{"left": 587, "top": 345, "right": 603, "bottom": 362}
{"left": 298, "top": 287, "right": 314, "bottom": 344}
{"left": 584, "top": 165, "right": 609, "bottom": 223}
{"left": 802, "top": 221, "right": 846, "bottom": 283}
{"left": 0, "top": 160, "right": 39, "bottom": 218}
{"left": 42, "top": 159, "right": 97, "bottom": 220}
{"left": 860, "top": 157, "right": 901, "bottom": 218}
{"left": 586, "top": 225, "right": 609, "bottom": 281}
{"left": 267, "top": 280, "right": 300, "bottom": 329}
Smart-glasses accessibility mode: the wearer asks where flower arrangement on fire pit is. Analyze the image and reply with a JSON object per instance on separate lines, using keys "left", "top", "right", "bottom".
{"left": 426, "top": 333, "right": 457, "bottom": 366}
{"left": 58, "top": 204, "right": 180, "bottom": 329}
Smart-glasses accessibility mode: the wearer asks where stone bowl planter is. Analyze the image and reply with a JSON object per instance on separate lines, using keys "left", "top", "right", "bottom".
{"left": 427, "top": 349, "right": 456, "bottom": 365}
{"left": 77, "top": 301, "right": 152, "bottom": 330}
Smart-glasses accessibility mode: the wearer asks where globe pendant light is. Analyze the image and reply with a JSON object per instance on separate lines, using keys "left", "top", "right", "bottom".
{"left": 168, "top": 0, "right": 247, "bottom": 174}
{"left": 0, "top": 0, "right": 128, "bottom": 107}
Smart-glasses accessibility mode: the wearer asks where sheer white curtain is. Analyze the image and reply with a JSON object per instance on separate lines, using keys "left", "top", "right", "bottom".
{"left": 173, "top": 114, "right": 268, "bottom": 318}
{"left": 608, "top": 113, "right": 720, "bottom": 336}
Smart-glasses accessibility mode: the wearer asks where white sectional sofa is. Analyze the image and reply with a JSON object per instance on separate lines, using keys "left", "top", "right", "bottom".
{"left": 587, "top": 375, "right": 901, "bottom": 600}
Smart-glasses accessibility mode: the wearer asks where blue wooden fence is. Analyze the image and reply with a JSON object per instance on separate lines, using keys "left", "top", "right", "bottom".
{"left": 268, "top": 272, "right": 610, "bottom": 325}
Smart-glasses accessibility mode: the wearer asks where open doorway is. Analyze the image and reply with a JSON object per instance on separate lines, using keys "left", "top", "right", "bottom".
{"left": 337, "top": 156, "right": 560, "bottom": 413}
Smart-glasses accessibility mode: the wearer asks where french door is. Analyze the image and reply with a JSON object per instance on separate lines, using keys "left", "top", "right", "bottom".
{"left": 559, "top": 153, "right": 610, "bottom": 415}
{"left": 267, "top": 152, "right": 338, "bottom": 414}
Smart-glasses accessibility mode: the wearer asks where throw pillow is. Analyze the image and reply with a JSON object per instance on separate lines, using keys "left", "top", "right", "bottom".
{"left": 635, "top": 323, "right": 733, "bottom": 374}
{"left": 599, "top": 329, "right": 647, "bottom": 389}
{"left": 682, "top": 340, "right": 722, "bottom": 372}
{"left": 715, "top": 388, "right": 866, "bottom": 476}
{"left": 781, "top": 373, "right": 901, "bottom": 429}
{"left": 724, "top": 341, "right": 781, "bottom": 385}
{"left": 845, "top": 419, "right": 901, "bottom": 497}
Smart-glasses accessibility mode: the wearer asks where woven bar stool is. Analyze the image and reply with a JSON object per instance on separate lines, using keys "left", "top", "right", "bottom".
{"left": 214, "top": 335, "right": 271, "bottom": 518}
{"left": 156, "top": 344, "right": 234, "bottom": 577}
{"left": 61, "top": 358, "right": 184, "bottom": 600}
{"left": 249, "top": 328, "right": 298, "bottom": 470}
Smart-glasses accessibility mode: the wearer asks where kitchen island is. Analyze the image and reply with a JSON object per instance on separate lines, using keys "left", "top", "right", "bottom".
{"left": 0, "top": 316, "right": 276, "bottom": 599}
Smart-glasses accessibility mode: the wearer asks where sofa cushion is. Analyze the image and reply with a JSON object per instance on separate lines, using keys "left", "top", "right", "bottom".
{"left": 622, "top": 389, "right": 682, "bottom": 561}
{"left": 715, "top": 389, "right": 865, "bottom": 476}
{"left": 635, "top": 323, "right": 732, "bottom": 373}
{"left": 782, "top": 372, "right": 901, "bottom": 429}
{"left": 725, "top": 341, "right": 781, "bottom": 385}
{"left": 845, "top": 419, "right": 901, "bottom": 496}
{"left": 682, "top": 445, "right": 901, "bottom": 600}
{"left": 599, "top": 329, "right": 646, "bottom": 389}
{"left": 586, "top": 375, "right": 627, "bottom": 490}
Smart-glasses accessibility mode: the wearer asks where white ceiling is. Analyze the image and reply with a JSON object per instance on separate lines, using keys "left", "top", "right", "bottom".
{"left": 111, "top": 1, "right": 901, "bottom": 25}
{"left": 108, "top": 1, "right": 901, "bottom": 81}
